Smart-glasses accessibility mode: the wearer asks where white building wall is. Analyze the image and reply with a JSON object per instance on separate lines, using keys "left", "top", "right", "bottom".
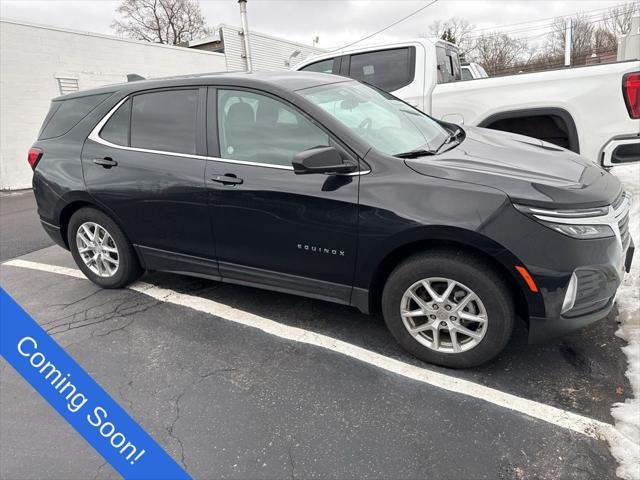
{"left": 219, "top": 24, "right": 325, "bottom": 72}
{"left": 0, "top": 19, "right": 226, "bottom": 190}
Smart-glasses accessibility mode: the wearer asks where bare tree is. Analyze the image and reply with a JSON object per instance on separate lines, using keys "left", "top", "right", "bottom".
{"left": 545, "top": 13, "right": 598, "bottom": 64}
{"left": 593, "top": 27, "right": 618, "bottom": 52}
{"left": 466, "top": 32, "right": 530, "bottom": 76}
{"left": 428, "top": 17, "right": 475, "bottom": 57}
{"left": 603, "top": 2, "right": 638, "bottom": 36}
{"left": 112, "top": 0, "right": 212, "bottom": 45}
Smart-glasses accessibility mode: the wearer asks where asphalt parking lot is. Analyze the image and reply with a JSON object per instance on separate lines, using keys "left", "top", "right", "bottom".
{"left": 0, "top": 191, "right": 633, "bottom": 480}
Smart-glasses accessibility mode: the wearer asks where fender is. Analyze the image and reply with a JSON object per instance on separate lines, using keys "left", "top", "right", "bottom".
{"left": 352, "top": 225, "right": 545, "bottom": 318}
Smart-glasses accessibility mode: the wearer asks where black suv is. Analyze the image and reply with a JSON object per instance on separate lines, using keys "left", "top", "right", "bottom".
{"left": 30, "top": 71, "right": 634, "bottom": 368}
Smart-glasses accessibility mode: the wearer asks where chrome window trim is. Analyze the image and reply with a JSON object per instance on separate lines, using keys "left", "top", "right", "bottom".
{"left": 88, "top": 95, "right": 371, "bottom": 175}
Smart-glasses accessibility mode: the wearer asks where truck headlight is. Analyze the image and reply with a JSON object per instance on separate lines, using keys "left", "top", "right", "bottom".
{"left": 514, "top": 204, "right": 615, "bottom": 239}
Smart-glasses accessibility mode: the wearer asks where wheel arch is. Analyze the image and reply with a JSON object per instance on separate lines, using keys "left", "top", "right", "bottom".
{"left": 359, "top": 229, "right": 544, "bottom": 325}
{"left": 57, "top": 193, "right": 133, "bottom": 254}
{"left": 477, "top": 107, "right": 580, "bottom": 154}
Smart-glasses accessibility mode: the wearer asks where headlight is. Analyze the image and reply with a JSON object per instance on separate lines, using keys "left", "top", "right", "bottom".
{"left": 514, "top": 203, "right": 616, "bottom": 239}
{"left": 544, "top": 223, "right": 614, "bottom": 239}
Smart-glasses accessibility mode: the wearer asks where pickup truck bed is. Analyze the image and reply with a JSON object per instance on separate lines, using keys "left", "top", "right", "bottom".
{"left": 432, "top": 60, "right": 640, "bottom": 167}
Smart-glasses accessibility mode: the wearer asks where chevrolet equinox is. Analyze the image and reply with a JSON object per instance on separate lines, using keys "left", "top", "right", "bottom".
{"left": 30, "top": 72, "right": 634, "bottom": 368}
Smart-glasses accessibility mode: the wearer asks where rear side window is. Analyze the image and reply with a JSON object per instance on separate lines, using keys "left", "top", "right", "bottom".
{"left": 300, "top": 58, "right": 336, "bottom": 74}
{"left": 436, "top": 45, "right": 462, "bottom": 84}
{"left": 100, "top": 99, "right": 130, "bottom": 146}
{"left": 348, "top": 47, "right": 415, "bottom": 91}
{"left": 39, "top": 93, "right": 110, "bottom": 140}
{"left": 130, "top": 89, "right": 198, "bottom": 155}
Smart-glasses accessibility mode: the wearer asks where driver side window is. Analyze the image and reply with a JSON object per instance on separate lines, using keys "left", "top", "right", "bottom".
{"left": 217, "top": 90, "right": 329, "bottom": 167}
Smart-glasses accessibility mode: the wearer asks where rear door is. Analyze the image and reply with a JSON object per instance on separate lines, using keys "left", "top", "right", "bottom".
{"left": 82, "top": 87, "right": 217, "bottom": 275}
{"left": 204, "top": 87, "right": 360, "bottom": 303}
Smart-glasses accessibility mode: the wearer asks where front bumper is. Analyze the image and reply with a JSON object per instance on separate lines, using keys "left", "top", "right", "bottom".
{"left": 528, "top": 236, "right": 634, "bottom": 343}
{"left": 528, "top": 298, "right": 616, "bottom": 343}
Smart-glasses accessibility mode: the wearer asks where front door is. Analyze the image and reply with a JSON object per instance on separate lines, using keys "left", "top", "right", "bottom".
{"left": 82, "top": 87, "right": 217, "bottom": 274}
{"left": 205, "top": 87, "right": 359, "bottom": 303}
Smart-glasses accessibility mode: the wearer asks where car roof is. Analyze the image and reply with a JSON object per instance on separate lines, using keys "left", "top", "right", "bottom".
{"left": 53, "top": 70, "right": 351, "bottom": 101}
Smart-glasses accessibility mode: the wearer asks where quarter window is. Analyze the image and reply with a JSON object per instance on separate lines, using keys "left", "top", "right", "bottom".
{"left": 130, "top": 89, "right": 198, "bottom": 154}
{"left": 217, "top": 90, "right": 329, "bottom": 167}
{"left": 300, "top": 58, "right": 336, "bottom": 74}
{"left": 39, "top": 93, "right": 110, "bottom": 140}
{"left": 348, "top": 47, "right": 415, "bottom": 91}
{"left": 100, "top": 99, "right": 130, "bottom": 146}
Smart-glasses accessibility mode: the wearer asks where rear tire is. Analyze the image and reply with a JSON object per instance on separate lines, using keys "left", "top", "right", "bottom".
{"left": 381, "top": 250, "right": 514, "bottom": 368}
{"left": 68, "top": 207, "right": 142, "bottom": 288}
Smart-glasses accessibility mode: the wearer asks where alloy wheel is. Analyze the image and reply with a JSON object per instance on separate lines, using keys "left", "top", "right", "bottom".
{"left": 400, "top": 277, "right": 488, "bottom": 354}
{"left": 76, "top": 222, "right": 120, "bottom": 278}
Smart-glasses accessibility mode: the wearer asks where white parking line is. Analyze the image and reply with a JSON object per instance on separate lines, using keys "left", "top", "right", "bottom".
{"left": 3, "top": 258, "right": 617, "bottom": 441}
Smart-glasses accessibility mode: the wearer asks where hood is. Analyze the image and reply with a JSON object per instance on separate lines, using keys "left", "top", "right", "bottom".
{"left": 405, "top": 126, "right": 622, "bottom": 208}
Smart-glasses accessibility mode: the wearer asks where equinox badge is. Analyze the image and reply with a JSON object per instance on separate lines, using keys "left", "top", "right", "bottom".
{"left": 298, "top": 244, "right": 345, "bottom": 257}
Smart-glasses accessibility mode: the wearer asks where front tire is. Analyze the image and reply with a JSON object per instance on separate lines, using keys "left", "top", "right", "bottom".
{"left": 68, "top": 207, "right": 142, "bottom": 288}
{"left": 381, "top": 250, "right": 514, "bottom": 368}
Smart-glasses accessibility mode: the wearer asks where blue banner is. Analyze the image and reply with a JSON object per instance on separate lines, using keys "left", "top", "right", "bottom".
{"left": 0, "top": 287, "right": 191, "bottom": 480}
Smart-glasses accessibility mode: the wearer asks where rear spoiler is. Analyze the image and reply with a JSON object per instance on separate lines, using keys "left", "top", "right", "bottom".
{"left": 127, "top": 74, "right": 146, "bottom": 82}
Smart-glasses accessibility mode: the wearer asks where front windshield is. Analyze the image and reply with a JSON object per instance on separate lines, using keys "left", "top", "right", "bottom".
{"left": 299, "top": 81, "right": 449, "bottom": 156}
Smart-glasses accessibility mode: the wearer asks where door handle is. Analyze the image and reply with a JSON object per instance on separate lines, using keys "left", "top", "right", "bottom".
{"left": 93, "top": 157, "right": 118, "bottom": 168}
{"left": 211, "top": 174, "right": 243, "bottom": 185}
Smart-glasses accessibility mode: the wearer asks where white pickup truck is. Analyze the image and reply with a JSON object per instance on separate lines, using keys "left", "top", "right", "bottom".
{"left": 294, "top": 39, "right": 640, "bottom": 168}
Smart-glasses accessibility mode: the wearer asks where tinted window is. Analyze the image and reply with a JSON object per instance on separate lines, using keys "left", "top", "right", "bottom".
{"left": 217, "top": 90, "right": 329, "bottom": 167}
{"left": 39, "top": 93, "right": 110, "bottom": 139}
{"left": 131, "top": 89, "right": 198, "bottom": 154}
{"left": 100, "top": 99, "right": 130, "bottom": 146}
{"left": 436, "top": 46, "right": 462, "bottom": 84}
{"left": 300, "top": 58, "right": 335, "bottom": 73}
{"left": 348, "top": 47, "right": 415, "bottom": 91}
{"left": 461, "top": 68, "right": 473, "bottom": 81}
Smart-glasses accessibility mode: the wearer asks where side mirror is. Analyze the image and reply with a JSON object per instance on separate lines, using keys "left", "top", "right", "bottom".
{"left": 292, "top": 147, "right": 357, "bottom": 175}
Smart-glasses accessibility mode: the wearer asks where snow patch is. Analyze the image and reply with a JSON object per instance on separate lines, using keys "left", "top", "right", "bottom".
{"left": 608, "top": 164, "right": 640, "bottom": 480}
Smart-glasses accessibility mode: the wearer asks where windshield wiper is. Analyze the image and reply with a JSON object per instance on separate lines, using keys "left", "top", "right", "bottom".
{"left": 394, "top": 128, "right": 465, "bottom": 159}
{"left": 435, "top": 127, "right": 464, "bottom": 153}
{"left": 393, "top": 148, "right": 436, "bottom": 159}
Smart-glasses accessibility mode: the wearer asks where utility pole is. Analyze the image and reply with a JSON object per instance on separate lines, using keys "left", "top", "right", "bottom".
{"left": 238, "top": 0, "right": 253, "bottom": 72}
{"left": 564, "top": 17, "right": 572, "bottom": 67}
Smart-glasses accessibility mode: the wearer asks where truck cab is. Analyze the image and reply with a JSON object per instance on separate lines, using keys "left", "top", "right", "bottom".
{"left": 295, "top": 38, "right": 461, "bottom": 113}
{"left": 294, "top": 39, "right": 640, "bottom": 167}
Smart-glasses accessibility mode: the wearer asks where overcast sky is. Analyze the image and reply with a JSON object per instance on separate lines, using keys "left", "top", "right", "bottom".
{"left": 0, "top": 0, "right": 630, "bottom": 49}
